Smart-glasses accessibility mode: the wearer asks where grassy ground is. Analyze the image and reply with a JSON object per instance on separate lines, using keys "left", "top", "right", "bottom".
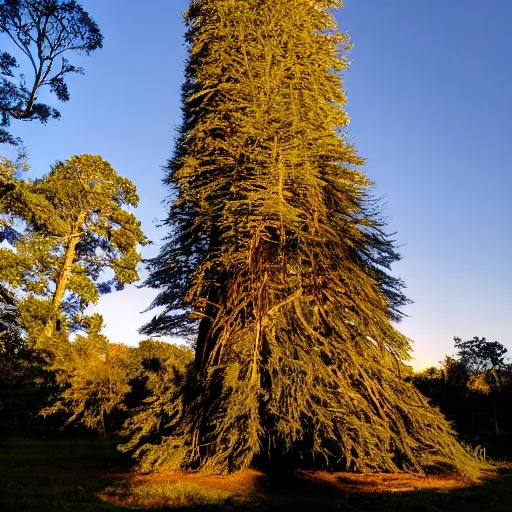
{"left": 0, "top": 437, "right": 511, "bottom": 511}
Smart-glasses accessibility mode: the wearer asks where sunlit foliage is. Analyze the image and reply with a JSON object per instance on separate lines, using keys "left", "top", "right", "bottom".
{"left": 119, "top": 340, "right": 193, "bottom": 472}
{"left": 0, "top": 154, "right": 148, "bottom": 345}
{"left": 42, "top": 334, "right": 131, "bottom": 435}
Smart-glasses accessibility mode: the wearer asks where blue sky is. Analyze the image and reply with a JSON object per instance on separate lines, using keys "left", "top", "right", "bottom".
{"left": 3, "top": 0, "right": 511, "bottom": 370}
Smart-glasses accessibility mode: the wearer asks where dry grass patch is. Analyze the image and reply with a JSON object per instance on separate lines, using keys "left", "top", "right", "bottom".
{"left": 296, "top": 469, "right": 475, "bottom": 494}
{"left": 99, "top": 465, "right": 509, "bottom": 510}
{"left": 99, "top": 469, "right": 263, "bottom": 509}
{"left": 99, "top": 481, "right": 235, "bottom": 509}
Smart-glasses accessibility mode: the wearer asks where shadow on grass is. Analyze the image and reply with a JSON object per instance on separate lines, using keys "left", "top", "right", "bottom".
{"left": 0, "top": 437, "right": 130, "bottom": 512}
{"left": 1, "top": 437, "right": 512, "bottom": 512}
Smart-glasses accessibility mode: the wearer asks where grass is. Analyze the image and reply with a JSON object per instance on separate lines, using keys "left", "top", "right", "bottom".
{"left": 101, "top": 481, "right": 236, "bottom": 509}
{"left": 0, "top": 436, "right": 127, "bottom": 512}
{"left": 1, "top": 437, "right": 511, "bottom": 511}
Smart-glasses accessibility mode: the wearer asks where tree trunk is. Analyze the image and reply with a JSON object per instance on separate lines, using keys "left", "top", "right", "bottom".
{"left": 40, "top": 212, "right": 86, "bottom": 343}
{"left": 492, "top": 401, "right": 500, "bottom": 435}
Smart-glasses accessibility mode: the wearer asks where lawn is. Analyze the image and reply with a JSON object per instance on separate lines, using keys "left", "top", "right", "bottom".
{"left": 0, "top": 437, "right": 511, "bottom": 511}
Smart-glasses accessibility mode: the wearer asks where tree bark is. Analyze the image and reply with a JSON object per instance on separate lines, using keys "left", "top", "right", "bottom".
{"left": 40, "top": 212, "right": 86, "bottom": 342}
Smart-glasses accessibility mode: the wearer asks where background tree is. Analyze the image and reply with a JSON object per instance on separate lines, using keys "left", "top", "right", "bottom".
{"left": 0, "top": 154, "right": 148, "bottom": 345}
{"left": 412, "top": 356, "right": 472, "bottom": 435}
{"left": 41, "top": 333, "right": 131, "bottom": 435}
{"left": 0, "top": 0, "right": 104, "bottom": 436}
{"left": 0, "top": 0, "right": 103, "bottom": 145}
{"left": 0, "top": 324, "right": 55, "bottom": 434}
{"left": 455, "top": 336, "right": 507, "bottom": 373}
{"left": 0, "top": 262, "right": 55, "bottom": 436}
{"left": 0, "top": 283, "right": 20, "bottom": 356}
{"left": 0, "top": 263, "right": 15, "bottom": 328}
{"left": 1, "top": 156, "right": 55, "bottom": 435}
{"left": 139, "top": 0, "right": 480, "bottom": 476}
{"left": 413, "top": 337, "right": 512, "bottom": 439}
{"left": 41, "top": 338, "right": 193, "bottom": 439}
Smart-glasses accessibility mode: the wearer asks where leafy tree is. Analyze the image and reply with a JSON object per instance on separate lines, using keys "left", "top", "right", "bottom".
{"left": 41, "top": 333, "right": 131, "bottom": 435}
{"left": 0, "top": 154, "right": 25, "bottom": 241}
{"left": 140, "top": 0, "right": 480, "bottom": 475}
{"left": 0, "top": 1, "right": 105, "bottom": 435}
{"left": 0, "top": 0, "right": 103, "bottom": 144}
{"left": 0, "top": 158, "right": 21, "bottom": 343}
{"left": 454, "top": 336, "right": 507, "bottom": 373}
{"left": 0, "top": 271, "right": 56, "bottom": 435}
{"left": 412, "top": 357, "right": 472, "bottom": 434}
{"left": 0, "top": 158, "right": 57, "bottom": 434}
{"left": 0, "top": 283, "right": 23, "bottom": 383}
{"left": 0, "top": 154, "right": 148, "bottom": 345}
{"left": 0, "top": 329, "right": 57, "bottom": 434}
{"left": 457, "top": 337, "right": 509, "bottom": 435}
{"left": 41, "top": 338, "right": 193, "bottom": 445}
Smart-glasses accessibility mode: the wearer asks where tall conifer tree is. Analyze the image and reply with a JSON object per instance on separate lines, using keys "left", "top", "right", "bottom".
{"left": 140, "top": 0, "right": 480, "bottom": 475}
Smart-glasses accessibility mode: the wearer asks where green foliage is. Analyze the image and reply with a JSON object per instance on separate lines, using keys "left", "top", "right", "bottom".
{"left": 42, "top": 334, "right": 131, "bottom": 435}
{"left": 0, "top": 281, "right": 18, "bottom": 339}
{"left": 119, "top": 340, "right": 193, "bottom": 472}
{"left": 0, "top": 154, "right": 148, "bottom": 343}
{"left": 39, "top": 337, "right": 192, "bottom": 440}
{"left": 0, "top": 0, "right": 103, "bottom": 145}
{"left": 0, "top": 274, "right": 60, "bottom": 436}
{"left": 17, "top": 296, "right": 64, "bottom": 344}
{"left": 0, "top": 155, "right": 28, "bottom": 239}
{"left": 461, "top": 441, "right": 487, "bottom": 463}
{"left": 0, "top": 332, "right": 58, "bottom": 434}
{"left": 141, "top": 0, "right": 480, "bottom": 476}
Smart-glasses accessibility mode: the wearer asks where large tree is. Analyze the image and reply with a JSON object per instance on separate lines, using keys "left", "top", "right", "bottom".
{"left": 0, "top": 0, "right": 103, "bottom": 144}
{"left": 0, "top": 154, "right": 148, "bottom": 345}
{"left": 140, "top": 0, "right": 481, "bottom": 475}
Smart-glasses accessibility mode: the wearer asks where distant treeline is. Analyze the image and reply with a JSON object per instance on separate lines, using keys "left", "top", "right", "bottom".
{"left": 0, "top": 333, "right": 193, "bottom": 443}
{"left": 411, "top": 337, "right": 512, "bottom": 445}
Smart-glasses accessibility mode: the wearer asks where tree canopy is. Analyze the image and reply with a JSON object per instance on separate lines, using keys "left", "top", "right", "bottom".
{"left": 0, "top": 281, "right": 18, "bottom": 349}
{"left": 455, "top": 336, "right": 507, "bottom": 373}
{"left": 41, "top": 333, "right": 132, "bottom": 435}
{"left": 0, "top": 154, "right": 148, "bottom": 344}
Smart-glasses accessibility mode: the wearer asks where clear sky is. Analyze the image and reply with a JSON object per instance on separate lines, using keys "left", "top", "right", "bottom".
{"left": 3, "top": 0, "right": 511, "bottom": 370}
